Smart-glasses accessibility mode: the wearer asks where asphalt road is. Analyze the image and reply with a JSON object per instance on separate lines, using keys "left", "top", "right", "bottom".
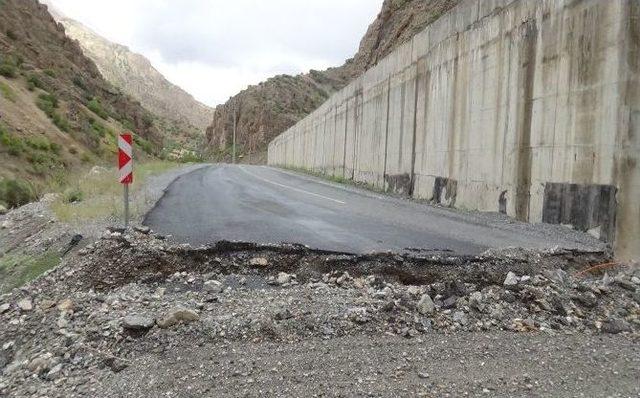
{"left": 144, "top": 164, "right": 601, "bottom": 255}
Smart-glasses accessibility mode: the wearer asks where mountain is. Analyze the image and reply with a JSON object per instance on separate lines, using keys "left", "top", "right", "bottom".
{"left": 0, "top": 0, "right": 162, "bottom": 206}
{"left": 205, "top": 0, "right": 460, "bottom": 163}
{"left": 50, "top": 9, "right": 213, "bottom": 151}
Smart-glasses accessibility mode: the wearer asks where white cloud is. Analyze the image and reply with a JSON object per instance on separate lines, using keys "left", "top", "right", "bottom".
{"left": 49, "top": 0, "right": 383, "bottom": 106}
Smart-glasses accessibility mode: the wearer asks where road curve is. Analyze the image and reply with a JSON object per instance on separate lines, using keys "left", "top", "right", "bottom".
{"left": 143, "top": 165, "right": 602, "bottom": 255}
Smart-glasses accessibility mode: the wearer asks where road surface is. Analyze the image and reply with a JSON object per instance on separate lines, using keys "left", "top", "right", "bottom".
{"left": 144, "top": 165, "right": 601, "bottom": 255}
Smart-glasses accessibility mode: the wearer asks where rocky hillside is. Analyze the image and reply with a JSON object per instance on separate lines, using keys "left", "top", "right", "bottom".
{"left": 0, "top": 0, "right": 162, "bottom": 208}
{"left": 55, "top": 14, "right": 214, "bottom": 134}
{"left": 206, "top": 0, "right": 460, "bottom": 162}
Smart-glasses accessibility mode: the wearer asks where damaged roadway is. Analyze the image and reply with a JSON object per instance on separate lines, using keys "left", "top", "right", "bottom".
{"left": 143, "top": 164, "right": 605, "bottom": 255}
{"left": 0, "top": 166, "right": 638, "bottom": 397}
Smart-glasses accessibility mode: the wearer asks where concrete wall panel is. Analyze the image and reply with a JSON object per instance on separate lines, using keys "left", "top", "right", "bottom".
{"left": 267, "top": 0, "right": 639, "bottom": 260}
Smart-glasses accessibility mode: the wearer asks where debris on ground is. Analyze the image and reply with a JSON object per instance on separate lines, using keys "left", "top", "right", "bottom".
{"left": 0, "top": 230, "right": 638, "bottom": 397}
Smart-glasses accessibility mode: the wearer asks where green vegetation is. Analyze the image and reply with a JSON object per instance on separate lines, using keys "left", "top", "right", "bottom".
{"left": 27, "top": 74, "right": 45, "bottom": 91}
{"left": 36, "top": 93, "right": 70, "bottom": 132}
{"left": 0, "top": 124, "right": 24, "bottom": 155}
{"left": 51, "top": 161, "right": 179, "bottom": 222}
{"left": 0, "top": 251, "right": 61, "bottom": 294}
{"left": 0, "top": 81, "right": 16, "bottom": 102}
{"left": 87, "top": 97, "right": 109, "bottom": 120}
{"left": 0, "top": 178, "right": 36, "bottom": 208}
{"left": 88, "top": 117, "right": 109, "bottom": 138}
{"left": 133, "top": 134, "right": 154, "bottom": 155}
{"left": 0, "top": 54, "right": 20, "bottom": 78}
{"left": 44, "top": 69, "right": 56, "bottom": 77}
{"left": 1, "top": 124, "right": 64, "bottom": 175}
{"left": 72, "top": 76, "right": 87, "bottom": 91}
{"left": 0, "top": 63, "right": 16, "bottom": 78}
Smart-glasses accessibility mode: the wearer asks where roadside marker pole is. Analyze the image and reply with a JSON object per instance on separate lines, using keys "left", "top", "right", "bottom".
{"left": 118, "top": 133, "right": 133, "bottom": 229}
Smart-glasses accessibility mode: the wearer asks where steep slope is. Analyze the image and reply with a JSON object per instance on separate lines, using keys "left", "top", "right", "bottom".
{"left": 56, "top": 16, "right": 214, "bottom": 133}
{"left": 206, "top": 0, "right": 460, "bottom": 162}
{"left": 0, "top": 0, "right": 162, "bottom": 206}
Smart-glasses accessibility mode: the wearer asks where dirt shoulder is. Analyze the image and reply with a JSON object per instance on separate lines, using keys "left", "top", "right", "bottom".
{"left": 0, "top": 229, "right": 638, "bottom": 397}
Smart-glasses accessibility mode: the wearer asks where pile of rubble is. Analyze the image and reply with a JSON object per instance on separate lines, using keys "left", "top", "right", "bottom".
{"left": 0, "top": 230, "right": 638, "bottom": 396}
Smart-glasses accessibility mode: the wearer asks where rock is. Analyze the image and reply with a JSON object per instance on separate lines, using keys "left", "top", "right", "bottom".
{"left": 157, "top": 308, "right": 199, "bottom": 329}
{"left": 39, "top": 300, "right": 56, "bottom": 310}
{"left": 46, "top": 363, "right": 63, "bottom": 380}
{"left": 442, "top": 296, "right": 458, "bottom": 309}
{"left": 17, "top": 298, "right": 33, "bottom": 311}
{"left": 0, "top": 303, "right": 10, "bottom": 314}
{"left": 631, "top": 276, "right": 640, "bottom": 285}
{"left": 0, "top": 204, "right": 7, "bottom": 215}
{"left": 571, "top": 292, "right": 598, "bottom": 308}
{"left": 601, "top": 318, "right": 632, "bottom": 334}
{"left": 407, "top": 286, "right": 422, "bottom": 297}
{"left": 27, "top": 354, "right": 52, "bottom": 373}
{"left": 123, "top": 315, "right": 155, "bottom": 331}
{"left": 276, "top": 272, "right": 293, "bottom": 285}
{"left": 616, "top": 279, "right": 637, "bottom": 292}
{"left": 249, "top": 257, "right": 268, "bottom": 267}
{"left": 346, "top": 307, "right": 370, "bottom": 324}
{"left": 273, "top": 308, "right": 293, "bottom": 321}
{"left": 1, "top": 220, "right": 13, "bottom": 229}
{"left": 503, "top": 272, "right": 519, "bottom": 286}
{"left": 417, "top": 294, "right": 436, "bottom": 315}
{"left": 452, "top": 311, "right": 468, "bottom": 325}
{"left": 134, "top": 226, "right": 151, "bottom": 234}
{"left": 469, "top": 292, "right": 483, "bottom": 309}
{"left": 204, "top": 280, "right": 224, "bottom": 293}
{"left": 57, "top": 299, "right": 75, "bottom": 312}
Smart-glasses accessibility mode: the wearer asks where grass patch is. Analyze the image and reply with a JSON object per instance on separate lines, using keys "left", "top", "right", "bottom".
{"left": 51, "top": 161, "right": 180, "bottom": 223}
{"left": 87, "top": 97, "right": 109, "bottom": 120}
{"left": 36, "top": 93, "right": 70, "bottom": 132}
{"left": 0, "top": 178, "right": 36, "bottom": 208}
{"left": 0, "top": 251, "right": 61, "bottom": 294}
{"left": 0, "top": 81, "right": 16, "bottom": 102}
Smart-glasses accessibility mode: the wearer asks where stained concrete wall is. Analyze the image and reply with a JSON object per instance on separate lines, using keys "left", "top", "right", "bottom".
{"left": 268, "top": 0, "right": 640, "bottom": 261}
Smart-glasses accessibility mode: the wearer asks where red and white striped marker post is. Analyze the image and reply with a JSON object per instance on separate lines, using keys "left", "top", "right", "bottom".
{"left": 118, "top": 133, "right": 133, "bottom": 228}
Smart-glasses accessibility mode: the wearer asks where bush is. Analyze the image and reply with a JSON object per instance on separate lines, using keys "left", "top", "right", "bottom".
{"left": 37, "top": 93, "right": 58, "bottom": 115}
{"left": 0, "top": 63, "right": 16, "bottom": 78}
{"left": 0, "top": 126, "right": 25, "bottom": 156}
{"left": 27, "top": 74, "right": 45, "bottom": 91}
{"left": 63, "top": 188, "right": 84, "bottom": 203}
{"left": 44, "top": 69, "right": 56, "bottom": 77}
{"left": 51, "top": 113, "right": 70, "bottom": 132}
{"left": 0, "top": 81, "right": 15, "bottom": 102}
{"left": 0, "top": 178, "right": 36, "bottom": 208}
{"left": 72, "top": 76, "right": 87, "bottom": 90}
{"left": 87, "top": 98, "right": 109, "bottom": 120}
{"left": 89, "top": 118, "right": 108, "bottom": 137}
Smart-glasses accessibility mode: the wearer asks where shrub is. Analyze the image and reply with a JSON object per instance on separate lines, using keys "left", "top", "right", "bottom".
{"left": 89, "top": 118, "right": 107, "bottom": 137}
{"left": 134, "top": 135, "right": 154, "bottom": 155}
{"left": 72, "top": 76, "right": 87, "bottom": 90}
{"left": 0, "top": 63, "right": 16, "bottom": 78}
{"left": 44, "top": 69, "right": 56, "bottom": 77}
{"left": 0, "top": 126, "right": 25, "bottom": 156}
{"left": 87, "top": 98, "right": 108, "bottom": 120}
{"left": 63, "top": 188, "right": 84, "bottom": 203}
{"left": 27, "top": 74, "right": 45, "bottom": 91}
{"left": 0, "top": 81, "right": 15, "bottom": 102}
{"left": 36, "top": 93, "right": 58, "bottom": 116}
{"left": 51, "top": 113, "right": 70, "bottom": 132}
{"left": 0, "top": 178, "right": 36, "bottom": 208}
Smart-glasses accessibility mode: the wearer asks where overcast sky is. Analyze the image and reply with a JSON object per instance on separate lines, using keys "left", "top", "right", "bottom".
{"left": 48, "top": 0, "right": 383, "bottom": 107}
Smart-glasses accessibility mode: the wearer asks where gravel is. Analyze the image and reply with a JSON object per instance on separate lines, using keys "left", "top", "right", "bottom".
{"left": 0, "top": 230, "right": 638, "bottom": 397}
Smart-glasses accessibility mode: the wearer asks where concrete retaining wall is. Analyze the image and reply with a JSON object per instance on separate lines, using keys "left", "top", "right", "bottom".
{"left": 268, "top": 0, "right": 640, "bottom": 261}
